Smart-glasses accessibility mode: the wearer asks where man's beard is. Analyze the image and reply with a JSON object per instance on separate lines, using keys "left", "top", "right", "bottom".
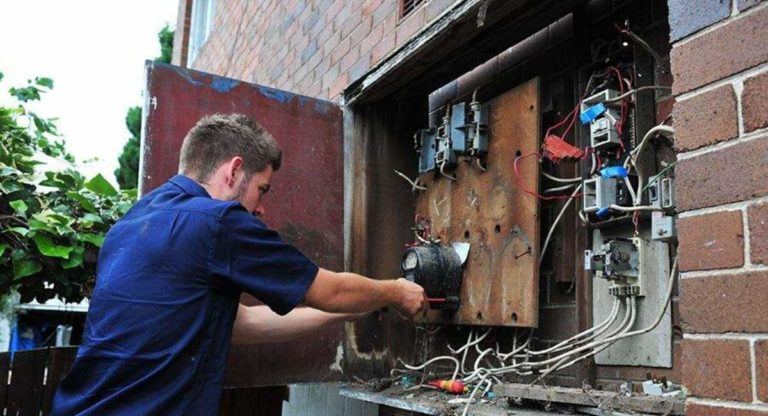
{"left": 229, "top": 175, "right": 250, "bottom": 202}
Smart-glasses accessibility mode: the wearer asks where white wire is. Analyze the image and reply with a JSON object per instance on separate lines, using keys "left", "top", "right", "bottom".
{"left": 623, "top": 175, "right": 638, "bottom": 206}
{"left": 527, "top": 252, "right": 678, "bottom": 376}
{"left": 399, "top": 356, "right": 460, "bottom": 381}
{"left": 525, "top": 297, "right": 620, "bottom": 356}
{"left": 537, "top": 296, "right": 637, "bottom": 379}
{"left": 461, "top": 373, "right": 490, "bottom": 416}
{"left": 609, "top": 204, "right": 661, "bottom": 212}
{"left": 624, "top": 125, "right": 675, "bottom": 170}
{"left": 542, "top": 171, "right": 581, "bottom": 183}
{"left": 393, "top": 169, "right": 426, "bottom": 191}
{"left": 543, "top": 183, "right": 577, "bottom": 193}
{"left": 450, "top": 328, "right": 491, "bottom": 354}
{"left": 603, "top": 86, "right": 672, "bottom": 104}
{"left": 539, "top": 184, "right": 583, "bottom": 266}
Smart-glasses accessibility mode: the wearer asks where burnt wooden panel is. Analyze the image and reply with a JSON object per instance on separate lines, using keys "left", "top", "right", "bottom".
{"left": 142, "top": 62, "right": 346, "bottom": 385}
{"left": 415, "top": 77, "right": 541, "bottom": 327}
{"left": 40, "top": 347, "right": 78, "bottom": 416}
{"left": 7, "top": 348, "right": 49, "bottom": 416}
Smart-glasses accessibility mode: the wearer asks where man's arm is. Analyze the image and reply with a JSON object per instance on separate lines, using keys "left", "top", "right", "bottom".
{"left": 302, "top": 268, "right": 427, "bottom": 316}
{"left": 232, "top": 303, "right": 364, "bottom": 345}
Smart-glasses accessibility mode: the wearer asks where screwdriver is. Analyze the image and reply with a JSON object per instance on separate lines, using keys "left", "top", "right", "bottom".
{"left": 427, "top": 379, "right": 467, "bottom": 394}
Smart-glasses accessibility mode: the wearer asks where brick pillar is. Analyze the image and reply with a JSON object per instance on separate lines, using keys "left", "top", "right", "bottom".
{"left": 667, "top": 0, "right": 768, "bottom": 414}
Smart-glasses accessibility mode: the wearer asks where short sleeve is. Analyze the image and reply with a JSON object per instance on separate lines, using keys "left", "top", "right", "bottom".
{"left": 211, "top": 206, "right": 318, "bottom": 315}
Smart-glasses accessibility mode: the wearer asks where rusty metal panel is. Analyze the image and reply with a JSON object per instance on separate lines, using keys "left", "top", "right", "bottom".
{"left": 415, "top": 77, "right": 541, "bottom": 327}
{"left": 140, "top": 62, "right": 344, "bottom": 385}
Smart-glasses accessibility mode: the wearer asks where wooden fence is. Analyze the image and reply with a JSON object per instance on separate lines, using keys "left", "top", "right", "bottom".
{"left": 0, "top": 347, "right": 285, "bottom": 416}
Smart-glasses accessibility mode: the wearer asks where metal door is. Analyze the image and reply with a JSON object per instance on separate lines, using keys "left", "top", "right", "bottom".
{"left": 140, "top": 61, "right": 345, "bottom": 386}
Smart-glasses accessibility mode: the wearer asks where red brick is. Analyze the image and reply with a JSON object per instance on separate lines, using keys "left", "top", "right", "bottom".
{"left": 330, "top": 36, "right": 351, "bottom": 65}
{"left": 681, "top": 339, "right": 752, "bottom": 401}
{"left": 328, "top": 72, "right": 349, "bottom": 99}
{"left": 371, "top": 32, "right": 396, "bottom": 64}
{"left": 739, "top": 0, "right": 767, "bottom": 12}
{"left": 671, "top": 6, "right": 768, "bottom": 94}
{"left": 749, "top": 203, "right": 768, "bottom": 264}
{"left": 687, "top": 403, "right": 768, "bottom": 416}
{"left": 678, "top": 210, "right": 744, "bottom": 271}
{"left": 681, "top": 271, "right": 768, "bottom": 332}
{"left": 674, "top": 85, "right": 739, "bottom": 151}
{"left": 743, "top": 70, "right": 768, "bottom": 133}
{"left": 339, "top": 46, "right": 360, "bottom": 73}
{"left": 361, "top": 0, "right": 383, "bottom": 17}
{"left": 349, "top": 16, "right": 373, "bottom": 46}
{"left": 656, "top": 97, "right": 675, "bottom": 124}
{"left": 371, "top": 0, "right": 397, "bottom": 27}
{"left": 395, "top": 6, "right": 425, "bottom": 47}
{"left": 757, "top": 340, "right": 768, "bottom": 402}
{"left": 677, "top": 134, "right": 768, "bottom": 211}
{"left": 426, "top": 0, "right": 454, "bottom": 22}
{"left": 359, "top": 21, "right": 385, "bottom": 57}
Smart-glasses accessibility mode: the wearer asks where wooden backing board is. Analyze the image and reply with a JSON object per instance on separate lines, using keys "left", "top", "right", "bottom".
{"left": 415, "top": 77, "right": 541, "bottom": 327}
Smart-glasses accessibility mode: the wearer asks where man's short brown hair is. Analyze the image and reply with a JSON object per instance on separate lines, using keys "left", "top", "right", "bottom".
{"left": 179, "top": 113, "right": 282, "bottom": 181}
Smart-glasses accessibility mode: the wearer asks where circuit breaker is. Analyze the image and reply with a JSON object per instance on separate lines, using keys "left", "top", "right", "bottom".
{"left": 581, "top": 89, "right": 622, "bottom": 149}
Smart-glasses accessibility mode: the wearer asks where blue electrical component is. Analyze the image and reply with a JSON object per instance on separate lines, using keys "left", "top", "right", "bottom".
{"left": 596, "top": 207, "right": 610, "bottom": 218}
{"left": 600, "top": 166, "right": 629, "bottom": 178}
{"left": 580, "top": 103, "right": 607, "bottom": 125}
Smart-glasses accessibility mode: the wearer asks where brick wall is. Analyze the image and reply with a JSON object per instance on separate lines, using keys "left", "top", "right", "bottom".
{"left": 175, "top": 0, "right": 454, "bottom": 101}
{"left": 668, "top": 0, "right": 768, "bottom": 414}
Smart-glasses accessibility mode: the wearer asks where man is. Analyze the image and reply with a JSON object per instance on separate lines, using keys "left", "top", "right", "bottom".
{"left": 52, "top": 114, "right": 428, "bottom": 415}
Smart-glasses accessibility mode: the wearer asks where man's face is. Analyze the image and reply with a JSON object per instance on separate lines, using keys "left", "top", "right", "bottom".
{"left": 232, "top": 166, "right": 273, "bottom": 217}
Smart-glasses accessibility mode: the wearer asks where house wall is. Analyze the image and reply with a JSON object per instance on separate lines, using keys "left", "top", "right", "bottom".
{"left": 173, "top": 0, "right": 456, "bottom": 101}
{"left": 666, "top": 1, "right": 768, "bottom": 414}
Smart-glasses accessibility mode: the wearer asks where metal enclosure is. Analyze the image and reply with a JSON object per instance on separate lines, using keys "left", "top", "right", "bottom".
{"left": 140, "top": 62, "right": 347, "bottom": 386}
{"left": 591, "top": 227, "right": 672, "bottom": 367}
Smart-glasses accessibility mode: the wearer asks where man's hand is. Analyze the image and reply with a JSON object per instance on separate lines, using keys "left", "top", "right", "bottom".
{"left": 393, "top": 278, "right": 428, "bottom": 317}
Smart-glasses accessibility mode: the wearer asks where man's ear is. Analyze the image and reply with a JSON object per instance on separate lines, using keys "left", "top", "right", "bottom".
{"left": 225, "top": 156, "right": 244, "bottom": 187}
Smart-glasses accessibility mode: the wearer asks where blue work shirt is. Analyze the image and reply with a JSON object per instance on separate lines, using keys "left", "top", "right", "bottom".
{"left": 52, "top": 175, "right": 318, "bottom": 415}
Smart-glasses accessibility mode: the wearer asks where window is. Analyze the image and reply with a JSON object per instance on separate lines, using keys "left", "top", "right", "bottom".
{"left": 188, "top": 0, "right": 215, "bottom": 65}
{"left": 400, "top": 0, "right": 425, "bottom": 19}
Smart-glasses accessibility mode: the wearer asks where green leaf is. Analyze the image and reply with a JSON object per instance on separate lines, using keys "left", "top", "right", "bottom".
{"left": 78, "top": 232, "right": 105, "bottom": 248}
{"left": 12, "top": 250, "right": 42, "bottom": 278}
{"left": 85, "top": 174, "right": 117, "bottom": 197}
{"left": 0, "top": 181, "right": 22, "bottom": 194}
{"left": 67, "top": 191, "right": 96, "bottom": 213}
{"left": 62, "top": 247, "right": 84, "bottom": 269}
{"left": 35, "top": 77, "right": 54, "bottom": 89}
{"left": 4, "top": 227, "right": 29, "bottom": 236}
{"left": 0, "top": 243, "right": 7, "bottom": 257}
{"left": 31, "top": 233, "right": 73, "bottom": 259}
{"left": 77, "top": 213, "right": 103, "bottom": 229}
{"left": 9, "top": 199, "right": 28, "bottom": 216}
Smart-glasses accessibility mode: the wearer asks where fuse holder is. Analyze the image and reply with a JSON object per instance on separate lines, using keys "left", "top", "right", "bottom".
{"left": 580, "top": 103, "right": 607, "bottom": 124}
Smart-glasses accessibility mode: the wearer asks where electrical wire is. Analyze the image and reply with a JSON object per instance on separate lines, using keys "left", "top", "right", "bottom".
{"left": 603, "top": 86, "right": 672, "bottom": 104}
{"left": 539, "top": 184, "right": 583, "bottom": 265}
{"left": 397, "top": 356, "right": 460, "bottom": 381}
{"left": 393, "top": 169, "right": 427, "bottom": 191}
{"left": 618, "top": 26, "right": 668, "bottom": 69}
{"left": 525, "top": 297, "right": 620, "bottom": 357}
{"left": 543, "top": 183, "right": 577, "bottom": 193}
{"left": 542, "top": 171, "right": 581, "bottom": 183}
